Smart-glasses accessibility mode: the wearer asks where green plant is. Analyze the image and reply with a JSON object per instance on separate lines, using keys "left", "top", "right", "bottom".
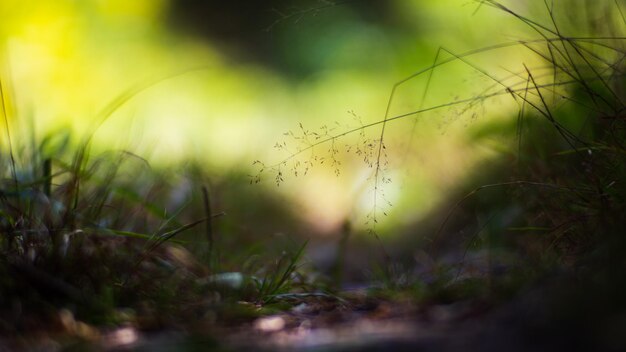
{"left": 0, "top": 70, "right": 232, "bottom": 328}
{"left": 253, "top": 239, "right": 309, "bottom": 304}
{"left": 0, "top": 66, "right": 320, "bottom": 333}
{"left": 257, "top": 0, "right": 626, "bottom": 300}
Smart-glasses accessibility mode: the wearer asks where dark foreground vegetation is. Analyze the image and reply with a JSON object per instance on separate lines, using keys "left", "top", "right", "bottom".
{"left": 2, "top": 1, "right": 626, "bottom": 351}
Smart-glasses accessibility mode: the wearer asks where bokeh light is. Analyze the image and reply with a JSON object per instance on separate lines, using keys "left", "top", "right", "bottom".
{"left": 0, "top": 0, "right": 546, "bottom": 234}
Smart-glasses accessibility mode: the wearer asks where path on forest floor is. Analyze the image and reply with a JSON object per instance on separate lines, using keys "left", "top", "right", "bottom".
{"left": 100, "top": 292, "right": 545, "bottom": 352}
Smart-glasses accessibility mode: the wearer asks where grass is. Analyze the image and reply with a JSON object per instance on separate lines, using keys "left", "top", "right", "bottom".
{"left": 253, "top": 239, "right": 308, "bottom": 304}
{"left": 3, "top": 0, "right": 626, "bottom": 349}
{"left": 257, "top": 0, "right": 626, "bottom": 305}
{"left": 0, "top": 70, "right": 314, "bottom": 337}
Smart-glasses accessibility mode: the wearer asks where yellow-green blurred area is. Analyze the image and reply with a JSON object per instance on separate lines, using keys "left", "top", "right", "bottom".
{"left": 0, "top": 0, "right": 618, "bottom": 235}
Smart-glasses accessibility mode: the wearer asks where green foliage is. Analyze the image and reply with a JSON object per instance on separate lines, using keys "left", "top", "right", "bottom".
{"left": 0, "top": 74, "right": 313, "bottom": 333}
{"left": 4, "top": 1, "right": 626, "bottom": 347}
{"left": 257, "top": 0, "right": 626, "bottom": 308}
{"left": 253, "top": 240, "right": 309, "bottom": 304}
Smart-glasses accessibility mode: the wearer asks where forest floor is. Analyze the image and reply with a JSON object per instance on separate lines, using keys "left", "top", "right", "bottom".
{"left": 0, "top": 293, "right": 496, "bottom": 351}
{"left": 2, "top": 276, "right": 614, "bottom": 352}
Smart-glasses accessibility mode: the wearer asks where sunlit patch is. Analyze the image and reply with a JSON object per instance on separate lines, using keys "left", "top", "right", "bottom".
{"left": 1, "top": 0, "right": 540, "bottom": 242}
{"left": 254, "top": 316, "right": 286, "bottom": 332}
{"left": 96, "top": 0, "right": 167, "bottom": 20}
{"left": 296, "top": 174, "right": 351, "bottom": 233}
{"left": 57, "top": 309, "right": 100, "bottom": 340}
{"left": 105, "top": 326, "right": 139, "bottom": 348}
{"left": 234, "top": 314, "right": 420, "bottom": 350}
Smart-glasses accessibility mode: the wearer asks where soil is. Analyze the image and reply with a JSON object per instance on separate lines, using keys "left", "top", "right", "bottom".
{"left": 3, "top": 283, "right": 619, "bottom": 352}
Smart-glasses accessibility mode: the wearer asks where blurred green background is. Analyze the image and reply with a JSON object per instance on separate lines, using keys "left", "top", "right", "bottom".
{"left": 0, "top": 0, "right": 607, "bottom": 236}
